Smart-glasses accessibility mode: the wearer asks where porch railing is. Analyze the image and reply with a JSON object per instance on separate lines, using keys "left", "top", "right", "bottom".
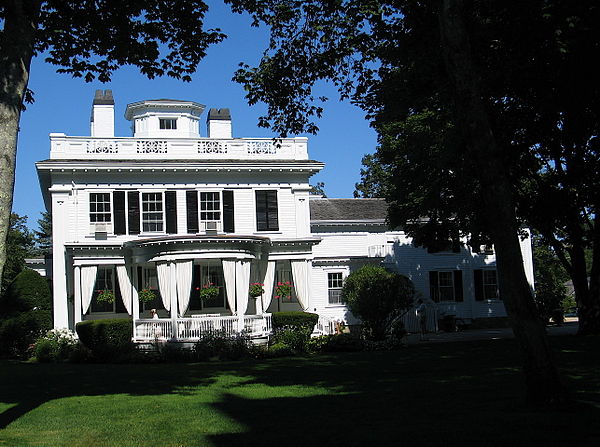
{"left": 134, "top": 314, "right": 272, "bottom": 342}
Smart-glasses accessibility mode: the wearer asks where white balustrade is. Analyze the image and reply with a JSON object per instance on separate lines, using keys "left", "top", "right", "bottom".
{"left": 50, "top": 135, "right": 309, "bottom": 161}
{"left": 134, "top": 314, "right": 272, "bottom": 341}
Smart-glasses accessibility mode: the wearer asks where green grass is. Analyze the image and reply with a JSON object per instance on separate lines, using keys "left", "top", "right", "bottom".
{"left": 0, "top": 335, "right": 599, "bottom": 447}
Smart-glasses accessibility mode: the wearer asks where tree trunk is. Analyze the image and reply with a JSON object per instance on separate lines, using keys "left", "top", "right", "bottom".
{"left": 0, "top": 0, "right": 41, "bottom": 290}
{"left": 439, "top": 0, "right": 568, "bottom": 404}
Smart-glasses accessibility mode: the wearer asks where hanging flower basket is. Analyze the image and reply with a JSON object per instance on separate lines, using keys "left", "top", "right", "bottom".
{"left": 249, "top": 282, "right": 264, "bottom": 298}
{"left": 197, "top": 283, "right": 220, "bottom": 301}
{"left": 138, "top": 288, "right": 156, "bottom": 303}
{"left": 275, "top": 281, "right": 293, "bottom": 300}
{"left": 96, "top": 289, "right": 115, "bottom": 303}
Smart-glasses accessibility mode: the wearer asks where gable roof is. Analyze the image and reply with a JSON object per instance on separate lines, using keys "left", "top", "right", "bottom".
{"left": 309, "top": 198, "right": 388, "bottom": 223}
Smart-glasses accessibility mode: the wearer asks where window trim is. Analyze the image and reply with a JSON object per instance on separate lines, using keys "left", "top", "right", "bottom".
{"left": 159, "top": 118, "right": 177, "bottom": 130}
{"left": 429, "top": 270, "right": 463, "bottom": 302}
{"left": 140, "top": 191, "right": 165, "bottom": 234}
{"left": 89, "top": 192, "right": 112, "bottom": 224}
{"left": 327, "top": 271, "right": 345, "bottom": 306}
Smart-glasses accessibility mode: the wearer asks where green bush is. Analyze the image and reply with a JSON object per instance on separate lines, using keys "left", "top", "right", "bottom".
{"left": 33, "top": 328, "right": 79, "bottom": 363}
{"left": 321, "top": 333, "right": 366, "bottom": 352}
{"left": 0, "top": 269, "right": 51, "bottom": 318}
{"left": 76, "top": 319, "right": 134, "bottom": 361}
{"left": 266, "top": 342, "right": 294, "bottom": 358}
{"left": 193, "top": 331, "right": 252, "bottom": 361}
{"left": 0, "top": 310, "right": 52, "bottom": 358}
{"left": 271, "top": 311, "right": 318, "bottom": 353}
{"left": 342, "top": 265, "right": 415, "bottom": 340}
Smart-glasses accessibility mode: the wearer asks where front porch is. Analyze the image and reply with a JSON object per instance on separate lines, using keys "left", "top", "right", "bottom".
{"left": 134, "top": 313, "right": 272, "bottom": 342}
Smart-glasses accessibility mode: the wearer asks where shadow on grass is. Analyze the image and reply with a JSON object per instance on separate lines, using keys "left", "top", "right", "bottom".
{"left": 0, "top": 335, "right": 599, "bottom": 445}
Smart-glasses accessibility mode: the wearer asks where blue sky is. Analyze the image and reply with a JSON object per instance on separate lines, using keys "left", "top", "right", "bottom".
{"left": 13, "top": 4, "right": 377, "bottom": 229}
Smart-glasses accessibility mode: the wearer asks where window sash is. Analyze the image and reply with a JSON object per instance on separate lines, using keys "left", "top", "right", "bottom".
{"left": 159, "top": 118, "right": 177, "bottom": 129}
{"left": 141, "top": 192, "right": 164, "bottom": 232}
{"left": 483, "top": 270, "right": 499, "bottom": 300}
{"left": 90, "top": 193, "right": 112, "bottom": 223}
{"left": 200, "top": 191, "right": 221, "bottom": 222}
{"left": 327, "top": 272, "right": 344, "bottom": 305}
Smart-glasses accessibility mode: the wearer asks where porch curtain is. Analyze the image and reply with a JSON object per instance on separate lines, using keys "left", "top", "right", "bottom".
{"left": 80, "top": 265, "right": 98, "bottom": 314}
{"left": 222, "top": 259, "right": 237, "bottom": 314}
{"left": 291, "top": 260, "right": 310, "bottom": 310}
{"left": 156, "top": 262, "right": 171, "bottom": 312}
{"left": 260, "top": 260, "right": 276, "bottom": 313}
{"left": 116, "top": 265, "right": 133, "bottom": 315}
{"left": 176, "top": 260, "right": 193, "bottom": 316}
{"left": 235, "top": 260, "right": 251, "bottom": 316}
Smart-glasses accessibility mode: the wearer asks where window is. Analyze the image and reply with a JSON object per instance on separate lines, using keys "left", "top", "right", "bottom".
{"left": 90, "top": 193, "right": 111, "bottom": 223}
{"left": 474, "top": 269, "right": 499, "bottom": 300}
{"left": 141, "top": 192, "right": 163, "bottom": 232}
{"left": 200, "top": 192, "right": 221, "bottom": 222}
{"left": 255, "top": 190, "right": 279, "bottom": 231}
{"left": 159, "top": 118, "right": 177, "bottom": 129}
{"left": 429, "top": 270, "right": 463, "bottom": 302}
{"left": 328, "top": 272, "right": 344, "bottom": 305}
{"left": 90, "top": 267, "right": 126, "bottom": 314}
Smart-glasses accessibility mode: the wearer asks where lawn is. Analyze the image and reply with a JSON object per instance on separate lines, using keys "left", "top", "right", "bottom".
{"left": 0, "top": 335, "right": 599, "bottom": 447}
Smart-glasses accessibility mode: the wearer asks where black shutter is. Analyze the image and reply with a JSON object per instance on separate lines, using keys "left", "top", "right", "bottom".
{"left": 474, "top": 269, "right": 484, "bottom": 301}
{"left": 223, "top": 190, "right": 235, "bottom": 233}
{"left": 165, "top": 191, "right": 177, "bottom": 234}
{"left": 453, "top": 270, "right": 463, "bottom": 302}
{"left": 429, "top": 271, "right": 439, "bottom": 302}
{"left": 127, "top": 191, "right": 140, "bottom": 234}
{"left": 186, "top": 190, "right": 199, "bottom": 233}
{"left": 256, "top": 190, "right": 267, "bottom": 231}
{"left": 266, "top": 190, "right": 279, "bottom": 231}
{"left": 113, "top": 191, "right": 126, "bottom": 235}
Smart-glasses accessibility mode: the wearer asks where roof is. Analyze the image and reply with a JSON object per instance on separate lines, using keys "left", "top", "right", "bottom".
{"left": 310, "top": 198, "right": 388, "bottom": 222}
{"left": 207, "top": 108, "right": 231, "bottom": 121}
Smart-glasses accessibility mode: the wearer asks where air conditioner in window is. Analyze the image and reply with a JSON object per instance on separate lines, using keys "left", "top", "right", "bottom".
{"left": 90, "top": 222, "right": 110, "bottom": 234}
{"left": 200, "top": 221, "right": 221, "bottom": 234}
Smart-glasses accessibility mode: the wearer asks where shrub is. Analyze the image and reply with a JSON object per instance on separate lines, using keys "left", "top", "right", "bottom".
{"left": 33, "top": 328, "right": 79, "bottom": 363}
{"left": 266, "top": 342, "right": 294, "bottom": 358}
{"left": 321, "top": 333, "right": 365, "bottom": 352}
{"left": 76, "top": 319, "right": 133, "bottom": 361}
{"left": 271, "top": 311, "right": 318, "bottom": 353}
{"left": 0, "top": 310, "right": 52, "bottom": 358}
{"left": 193, "top": 331, "right": 252, "bottom": 361}
{"left": 342, "top": 265, "right": 415, "bottom": 340}
{"left": 0, "top": 269, "right": 51, "bottom": 318}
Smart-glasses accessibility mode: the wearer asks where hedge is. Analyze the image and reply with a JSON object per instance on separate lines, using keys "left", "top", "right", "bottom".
{"left": 0, "top": 310, "right": 52, "bottom": 357}
{"left": 271, "top": 311, "right": 319, "bottom": 335}
{"left": 76, "top": 319, "right": 133, "bottom": 361}
{"left": 0, "top": 269, "right": 51, "bottom": 318}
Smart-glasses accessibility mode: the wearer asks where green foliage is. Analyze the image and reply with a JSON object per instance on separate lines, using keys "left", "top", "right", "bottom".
{"left": 0, "top": 269, "right": 52, "bottom": 317}
{"left": 0, "top": 310, "right": 52, "bottom": 358}
{"left": 33, "top": 328, "right": 79, "bottom": 363}
{"left": 76, "top": 319, "right": 134, "bottom": 362}
{"left": 193, "top": 331, "right": 252, "bottom": 361}
{"left": 532, "top": 233, "right": 569, "bottom": 323}
{"left": 271, "top": 311, "right": 318, "bottom": 353}
{"left": 33, "top": 211, "right": 52, "bottom": 255}
{"left": 1, "top": 213, "right": 36, "bottom": 293}
{"left": 309, "top": 181, "right": 327, "bottom": 197}
{"left": 342, "top": 265, "right": 415, "bottom": 340}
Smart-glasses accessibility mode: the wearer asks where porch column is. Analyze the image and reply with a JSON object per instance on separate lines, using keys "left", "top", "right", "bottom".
{"left": 170, "top": 261, "right": 178, "bottom": 339}
{"left": 74, "top": 265, "right": 82, "bottom": 325}
{"left": 132, "top": 266, "right": 139, "bottom": 340}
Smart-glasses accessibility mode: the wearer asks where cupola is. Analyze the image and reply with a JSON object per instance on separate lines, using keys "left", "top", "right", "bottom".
{"left": 124, "top": 99, "right": 206, "bottom": 138}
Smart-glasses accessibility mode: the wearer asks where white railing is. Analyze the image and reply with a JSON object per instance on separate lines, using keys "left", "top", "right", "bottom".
{"left": 134, "top": 319, "right": 173, "bottom": 341}
{"left": 368, "top": 244, "right": 394, "bottom": 258}
{"left": 401, "top": 304, "right": 438, "bottom": 333}
{"left": 134, "top": 314, "right": 272, "bottom": 341}
{"left": 314, "top": 316, "right": 338, "bottom": 336}
{"left": 50, "top": 135, "right": 309, "bottom": 161}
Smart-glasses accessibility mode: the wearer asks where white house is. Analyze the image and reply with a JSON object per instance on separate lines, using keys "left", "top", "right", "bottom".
{"left": 36, "top": 90, "right": 534, "bottom": 341}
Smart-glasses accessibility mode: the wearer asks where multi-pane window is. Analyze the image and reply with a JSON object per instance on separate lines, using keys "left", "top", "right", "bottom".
{"left": 200, "top": 192, "right": 221, "bottom": 222}
{"left": 89, "top": 193, "right": 111, "bottom": 223}
{"left": 328, "top": 272, "right": 344, "bottom": 305}
{"left": 255, "top": 190, "right": 279, "bottom": 231}
{"left": 429, "top": 270, "right": 463, "bottom": 302}
{"left": 474, "top": 269, "right": 500, "bottom": 301}
{"left": 159, "top": 118, "right": 177, "bottom": 129}
{"left": 142, "top": 192, "right": 164, "bottom": 232}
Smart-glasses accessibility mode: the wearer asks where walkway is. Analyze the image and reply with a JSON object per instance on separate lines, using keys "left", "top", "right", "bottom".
{"left": 403, "top": 319, "right": 579, "bottom": 345}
